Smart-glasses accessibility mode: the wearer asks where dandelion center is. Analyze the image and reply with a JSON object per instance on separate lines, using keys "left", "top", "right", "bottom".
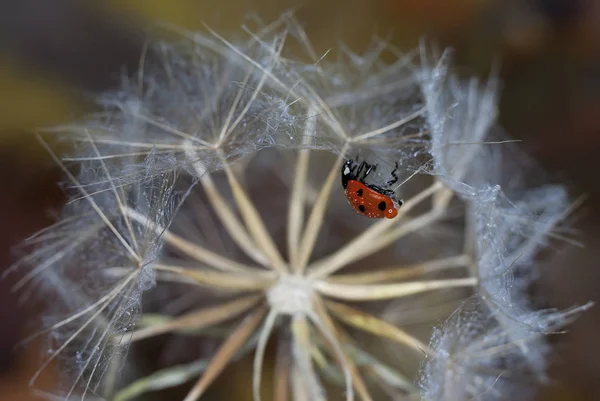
{"left": 266, "top": 274, "right": 314, "bottom": 316}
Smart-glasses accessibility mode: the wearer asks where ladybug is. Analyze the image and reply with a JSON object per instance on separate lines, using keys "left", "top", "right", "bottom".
{"left": 341, "top": 159, "right": 403, "bottom": 219}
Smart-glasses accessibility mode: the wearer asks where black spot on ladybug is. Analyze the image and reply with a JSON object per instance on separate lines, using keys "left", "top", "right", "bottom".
{"left": 358, "top": 205, "right": 366, "bottom": 213}
{"left": 356, "top": 189, "right": 363, "bottom": 197}
{"left": 378, "top": 201, "right": 386, "bottom": 211}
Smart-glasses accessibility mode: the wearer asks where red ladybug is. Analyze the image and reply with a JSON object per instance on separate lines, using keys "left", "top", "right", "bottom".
{"left": 341, "top": 159, "right": 403, "bottom": 219}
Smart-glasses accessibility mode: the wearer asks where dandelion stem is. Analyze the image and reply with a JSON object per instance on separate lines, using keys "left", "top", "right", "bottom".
{"left": 183, "top": 306, "right": 267, "bottom": 401}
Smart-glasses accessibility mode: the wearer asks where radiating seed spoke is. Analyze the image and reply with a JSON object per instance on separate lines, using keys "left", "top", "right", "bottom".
{"left": 315, "top": 277, "right": 478, "bottom": 301}
{"left": 183, "top": 306, "right": 267, "bottom": 401}
{"left": 153, "top": 265, "right": 276, "bottom": 291}
{"left": 325, "top": 300, "right": 429, "bottom": 353}
{"left": 122, "top": 295, "right": 263, "bottom": 344}
{"left": 328, "top": 255, "right": 469, "bottom": 285}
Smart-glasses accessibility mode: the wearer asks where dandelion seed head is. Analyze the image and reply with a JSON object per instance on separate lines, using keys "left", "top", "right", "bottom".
{"left": 15, "top": 13, "right": 589, "bottom": 401}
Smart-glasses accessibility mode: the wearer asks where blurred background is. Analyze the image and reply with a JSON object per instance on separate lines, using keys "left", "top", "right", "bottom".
{"left": 0, "top": 0, "right": 599, "bottom": 400}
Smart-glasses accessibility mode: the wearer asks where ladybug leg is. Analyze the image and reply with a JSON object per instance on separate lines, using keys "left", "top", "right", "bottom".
{"left": 362, "top": 162, "right": 377, "bottom": 180}
{"left": 356, "top": 161, "right": 366, "bottom": 179}
{"left": 386, "top": 161, "right": 399, "bottom": 186}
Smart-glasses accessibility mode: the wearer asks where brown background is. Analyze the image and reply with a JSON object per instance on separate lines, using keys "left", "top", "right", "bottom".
{"left": 0, "top": 0, "right": 599, "bottom": 400}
